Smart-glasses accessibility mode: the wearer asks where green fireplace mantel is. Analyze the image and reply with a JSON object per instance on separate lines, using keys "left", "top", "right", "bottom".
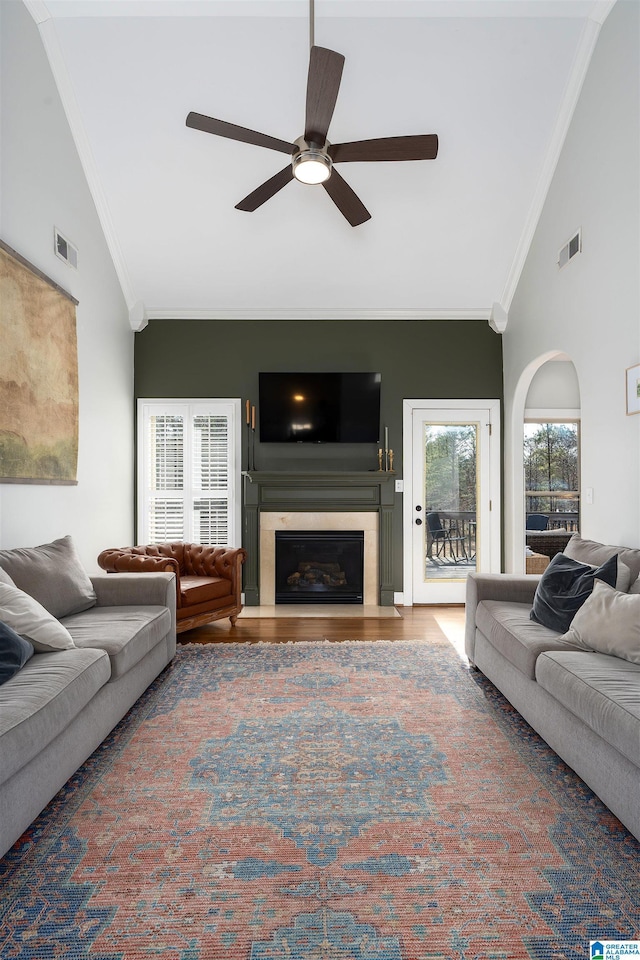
{"left": 242, "top": 471, "right": 396, "bottom": 606}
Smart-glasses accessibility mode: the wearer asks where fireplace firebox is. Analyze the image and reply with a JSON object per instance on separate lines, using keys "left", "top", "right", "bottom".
{"left": 275, "top": 530, "right": 365, "bottom": 604}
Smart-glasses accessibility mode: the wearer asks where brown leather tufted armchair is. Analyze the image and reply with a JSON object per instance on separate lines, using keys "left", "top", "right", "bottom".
{"left": 97, "top": 543, "right": 247, "bottom": 633}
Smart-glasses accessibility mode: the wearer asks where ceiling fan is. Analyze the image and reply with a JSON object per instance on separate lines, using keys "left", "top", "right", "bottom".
{"left": 186, "top": 1, "right": 438, "bottom": 227}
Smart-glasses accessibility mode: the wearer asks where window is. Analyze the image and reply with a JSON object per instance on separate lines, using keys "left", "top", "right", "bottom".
{"left": 138, "top": 399, "right": 241, "bottom": 546}
{"left": 524, "top": 420, "right": 580, "bottom": 530}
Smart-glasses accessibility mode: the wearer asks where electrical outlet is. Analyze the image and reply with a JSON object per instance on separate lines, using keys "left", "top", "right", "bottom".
{"left": 395, "top": 479, "right": 403, "bottom": 493}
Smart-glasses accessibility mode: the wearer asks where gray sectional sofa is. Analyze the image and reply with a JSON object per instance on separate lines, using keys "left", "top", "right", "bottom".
{"left": 465, "top": 533, "right": 640, "bottom": 842}
{"left": 0, "top": 537, "right": 176, "bottom": 859}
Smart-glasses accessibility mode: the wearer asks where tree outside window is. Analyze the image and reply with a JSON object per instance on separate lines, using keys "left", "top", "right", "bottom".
{"left": 524, "top": 421, "right": 580, "bottom": 527}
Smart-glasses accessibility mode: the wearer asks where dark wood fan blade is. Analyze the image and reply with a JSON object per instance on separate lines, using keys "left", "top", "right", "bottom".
{"left": 235, "top": 166, "right": 294, "bottom": 212}
{"left": 304, "top": 46, "right": 345, "bottom": 145}
{"left": 329, "top": 134, "right": 439, "bottom": 163}
{"left": 186, "top": 112, "right": 295, "bottom": 155}
{"left": 322, "top": 169, "right": 371, "bottom": 227}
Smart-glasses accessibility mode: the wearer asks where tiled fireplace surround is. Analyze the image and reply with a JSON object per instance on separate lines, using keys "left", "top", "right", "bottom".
{"left": 243, "top": 472, "right": 396, "bottom": 606}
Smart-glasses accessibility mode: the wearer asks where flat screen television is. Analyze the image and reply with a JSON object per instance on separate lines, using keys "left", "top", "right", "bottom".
{"left": 259, "top": 372, "right": 381, "bottom": 443}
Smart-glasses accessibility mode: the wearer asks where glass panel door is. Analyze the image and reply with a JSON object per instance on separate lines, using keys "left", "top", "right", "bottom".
{"left": 410, "top": 406, "right": 496, "bottom": 604}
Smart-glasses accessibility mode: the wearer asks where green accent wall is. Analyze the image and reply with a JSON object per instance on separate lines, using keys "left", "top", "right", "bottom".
{"left": 135, "top": 319, "right": 503, "bottom": 592}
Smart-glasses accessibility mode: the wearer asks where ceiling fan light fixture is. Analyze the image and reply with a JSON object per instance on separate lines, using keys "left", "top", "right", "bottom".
{"left": 292, "top": 147, "right": 332, "bottom": 184}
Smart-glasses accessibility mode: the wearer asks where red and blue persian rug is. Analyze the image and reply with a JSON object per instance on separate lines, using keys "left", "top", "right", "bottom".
{"left": 1, "top": 639, "right": 638, "bottom": 959}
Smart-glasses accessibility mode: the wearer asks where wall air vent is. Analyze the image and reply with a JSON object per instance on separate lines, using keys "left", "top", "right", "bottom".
{"left": 54, "top": 228, "right": 78, "bottom": 269}
{"left": 558, "top": 229, "right": 581, "bottom": 270}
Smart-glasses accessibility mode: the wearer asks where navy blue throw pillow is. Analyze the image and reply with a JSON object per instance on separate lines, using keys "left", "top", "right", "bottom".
{"left": 530, "top": 552, "right": 618, "bottom": 633}
{"left": 0, "top": 620, "right": 34, "bottom": 685}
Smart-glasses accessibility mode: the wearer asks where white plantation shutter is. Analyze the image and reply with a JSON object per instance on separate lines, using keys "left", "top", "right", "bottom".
{"left": 138, "top": 400, "right": 240, "bottom": 546}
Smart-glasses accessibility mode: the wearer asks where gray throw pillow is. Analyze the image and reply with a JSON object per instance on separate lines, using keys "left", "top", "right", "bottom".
{"left": 565, "top": 533, "right": 640, "bottom": 584}
{"left": 559, "top": 580, "right": 640, "bottom": 663}
{"left": 530, "top": 552, "right": 618, "bottom": 633}
{"left": 0, "top": 582, "right": 75, "bottom": 651}
{"left": 0, "top": 535, "right": 96, "bottom": 619}
{"left": 0, "top": 567, "right": 16, "bottom": 587}
{"left": 0, "top": 620, "right": 34, "bottom": 684}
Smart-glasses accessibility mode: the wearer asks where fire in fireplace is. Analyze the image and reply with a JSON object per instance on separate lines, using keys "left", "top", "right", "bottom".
{"left": 275, "top": 530, "right": 365, "bottom": 604}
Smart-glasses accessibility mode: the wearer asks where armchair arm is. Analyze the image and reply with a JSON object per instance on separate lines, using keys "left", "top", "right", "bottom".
{"left": 465, "top": 573, "right": 540, "bottom": 664}
{"left": 97, "top": 549, "right": 180, "bottom": 578}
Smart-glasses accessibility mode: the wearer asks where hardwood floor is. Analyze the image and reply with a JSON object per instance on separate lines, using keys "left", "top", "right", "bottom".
{"left": 181, "top": 605, "right": 467, "bottom": 657}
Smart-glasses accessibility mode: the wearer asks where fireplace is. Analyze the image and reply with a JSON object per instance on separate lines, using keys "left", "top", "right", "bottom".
{"left": 275, "top": 530, "right": 364, "bottom": 604}
{"left": 259, "top": 511, "right": 380, "bottom": 607}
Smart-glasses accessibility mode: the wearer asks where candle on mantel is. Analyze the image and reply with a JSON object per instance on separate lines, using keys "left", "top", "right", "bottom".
{"left": 246, "top": 399, "right": 250, "bottom": 425}
{"left": 384, "top": 426, "right": 389, "bottom": 452}
{"left": 251, "top": 406, "right": 256, "bottom": 430}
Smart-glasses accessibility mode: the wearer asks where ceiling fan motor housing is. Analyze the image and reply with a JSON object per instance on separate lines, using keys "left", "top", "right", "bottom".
{"left": 292, "top": 136, "right": 332, "bottom": 184}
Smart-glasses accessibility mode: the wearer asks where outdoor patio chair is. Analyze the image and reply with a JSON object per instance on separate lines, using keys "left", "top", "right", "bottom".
{"left": 426, "top": 512, "right": 468, "bottom": 564}
{"left": 526, "top": 514, "right": 549, "bottom": 531}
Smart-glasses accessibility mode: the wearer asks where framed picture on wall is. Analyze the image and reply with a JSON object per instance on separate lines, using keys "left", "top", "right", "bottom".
{"left": 626, "top": 363, "right": 640, "bottom": 415}
{"left": 0, "top": 240, "right": 79, "bottom": 483}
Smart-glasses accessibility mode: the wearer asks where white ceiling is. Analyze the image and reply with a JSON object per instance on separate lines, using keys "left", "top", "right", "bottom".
{"left": 26, "top": 0, "right": 615, "bottom": 324}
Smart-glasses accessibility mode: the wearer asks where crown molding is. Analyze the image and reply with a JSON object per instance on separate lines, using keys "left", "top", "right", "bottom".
{"left": 499, "top": 15, "right": 603, "bottom": 313}
{"left": 143, "top": 307, "right": 493, "bottom": 322}
{"left": 129, "top": 300, "right": 149, "bottom": 332}
{"left": 489, "top": 302, "right": 508, "bottom": 334}
{"left": 23, "top": 0, "right": 51, "bottom": 25}
{"left": 588, "top": 1, "right": 617, "bottom": 26}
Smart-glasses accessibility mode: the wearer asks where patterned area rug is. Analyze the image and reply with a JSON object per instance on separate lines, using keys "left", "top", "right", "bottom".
{"left": 2, "top": 639, "right": 639, "bottom": 959}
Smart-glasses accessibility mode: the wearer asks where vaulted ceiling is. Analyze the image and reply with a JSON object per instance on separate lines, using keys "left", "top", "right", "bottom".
{"left": 25, "top": 0, "right": 615, "bottom": 326}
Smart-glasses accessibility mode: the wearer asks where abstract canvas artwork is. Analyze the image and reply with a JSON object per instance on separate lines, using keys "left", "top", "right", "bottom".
{"left": 0, "top": 241, "right": 79, "bottom": 483}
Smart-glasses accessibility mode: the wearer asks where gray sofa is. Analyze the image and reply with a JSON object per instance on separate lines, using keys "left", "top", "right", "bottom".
{"left": 465, "top": 533, "right": 640, "bottom": 842}
{"left": 0, "top": 538, "right": 176, "bottom": 859}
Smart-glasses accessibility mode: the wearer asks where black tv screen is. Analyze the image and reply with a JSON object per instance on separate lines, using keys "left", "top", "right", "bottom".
{"left": 259, "top": 372, "right": 381, "bottom": 443}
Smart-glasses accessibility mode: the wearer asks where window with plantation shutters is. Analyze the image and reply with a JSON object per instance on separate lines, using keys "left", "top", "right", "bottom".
{"left": 138, "top": 400, "right": 241, "bottom": 547}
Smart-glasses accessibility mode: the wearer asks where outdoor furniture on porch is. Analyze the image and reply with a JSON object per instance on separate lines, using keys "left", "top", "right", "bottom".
{"left": 526, "top": 514, "right": 549, "bottom": 530}
{"left": 525, "top": 529, "right": 573, "bottom": 560}
{"left": 426, "top": 512, "right": 468, "bottom": 564}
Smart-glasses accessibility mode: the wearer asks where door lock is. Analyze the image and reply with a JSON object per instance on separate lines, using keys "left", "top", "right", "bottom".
{"left": 415, "top": 518, "right": 422, "bottom": 525}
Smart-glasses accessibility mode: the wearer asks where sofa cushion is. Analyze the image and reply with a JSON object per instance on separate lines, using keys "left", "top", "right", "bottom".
{"left": 0, "top": 647, "right": 111, "bottom": 782}
{"left": 0, "top": 621, "right": 34, "bottom": 685}
{"left": 0, "top": 536, "right": 97, "bottom": 618}
{"left": 62, "top": 605, "right": 172, "bottom": 680}
{"left": 179, "top": 575, "right": 230, "bottom": 607}
{"left": 558, "top": 580, "right": 640, "bottom": 664}
{"left": 476, "top": 600, "right": 582, "bottom": 680}
{"left": 565, "top": 533, "right": 640, "bottom": 583}
{"left": 530, "top": 553, "right": 618, "bottom": 633}
{"left": 535, "top": 650, "right": 640, "bottom": 769}
{"left": 0, "top": 581, "right": 76, "bottom": 652}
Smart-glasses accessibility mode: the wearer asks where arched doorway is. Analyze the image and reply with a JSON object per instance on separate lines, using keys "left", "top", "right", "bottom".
{"left": 508, "top": 353, "right": 581, "bottom": 573}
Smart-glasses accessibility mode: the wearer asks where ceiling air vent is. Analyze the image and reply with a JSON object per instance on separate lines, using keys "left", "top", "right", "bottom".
{"left": 558, "top": 229, "right": 581, "bottom": 270}
{"left": 54, "top": 228, "right": 78, "bottom": 269}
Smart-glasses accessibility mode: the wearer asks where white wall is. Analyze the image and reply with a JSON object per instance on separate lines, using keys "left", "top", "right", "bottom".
{"left": 525, "top": 360, "right": 580, "bottom": 412}
{"left": 504, "top": 0, "right": 640, "bottom": 569}
{"left": 0, "top": 1, "right": 134, "bottom": 571}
